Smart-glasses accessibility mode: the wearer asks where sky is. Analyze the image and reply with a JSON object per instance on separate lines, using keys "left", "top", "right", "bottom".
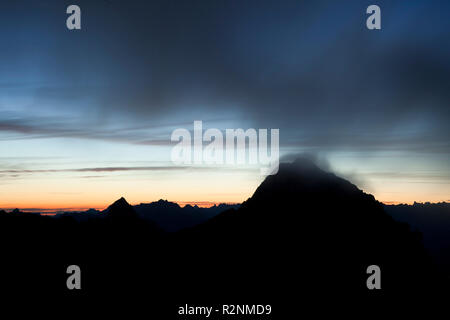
{"left": 0, "top": 0, "right": 449, "bottom": 210}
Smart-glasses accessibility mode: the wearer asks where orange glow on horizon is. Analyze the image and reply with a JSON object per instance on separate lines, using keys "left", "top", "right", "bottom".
{"left": 0, "top": 200, "right": 240, "bottom": 213}
{"left": 1, "top": 172, "right": 447, "bottom": 213}
{"left": 2, "top": 198, "right": 449, "bottom": 213}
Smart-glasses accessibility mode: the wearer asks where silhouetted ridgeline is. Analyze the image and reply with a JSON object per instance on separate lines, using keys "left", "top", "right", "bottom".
{"left": 0, "top": 159, "right": 448, "bottom": 313}
{"left": 10, "top": 200, "right": 239, "bottom": 232}
{"left": 133, "top": 200, "right": 239, "bottom": 231}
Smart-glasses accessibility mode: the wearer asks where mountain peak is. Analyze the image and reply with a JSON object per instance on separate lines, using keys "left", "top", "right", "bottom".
{"left": 152, "top": 199, "right": 181, "bottom": 209}
{"left": 245, "top": 158, "right": 366, "bottom": 210}
{"left": 104, "top": 197, "right": 138, "bottom": 219}
{"left": 278, "top": 157, "right": 325, "bottom": 177}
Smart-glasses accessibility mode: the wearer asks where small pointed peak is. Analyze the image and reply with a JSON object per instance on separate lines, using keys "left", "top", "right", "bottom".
{"left": 113, "top": 197, "right": 129, "bottom": 205}
{"left": 104, "top": 197, "right": 137, "bottom": 219}
{"left": 106, "top": 197, "right": 133, "bottom": 212}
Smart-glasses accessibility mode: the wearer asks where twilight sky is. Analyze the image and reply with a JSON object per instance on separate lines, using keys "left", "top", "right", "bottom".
{"left": 0, "top": 0, "right": 449, "bottom": 210}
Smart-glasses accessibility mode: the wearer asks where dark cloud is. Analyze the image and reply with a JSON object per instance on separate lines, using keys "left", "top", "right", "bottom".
{"left": 0, "top": 0, "right": 449, "bottom": 156}
{"left": 281, "top": 133, "right": 450, "bottom": 154}
{"left": 0, "top": 116, "right": 182, "bottom": 146}
{"left": 0, "top": 165, "right": 259, "bottom": 177}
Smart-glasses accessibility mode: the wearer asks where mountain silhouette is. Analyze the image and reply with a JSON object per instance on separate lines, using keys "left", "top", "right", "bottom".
{"left": 102, "top": 197, "right": 138, "bottom": 220}
{"left": 179, "top": 158, "right": 442, "bottom": 300}
{"left": 0, "top": 158, "right": 447, "bottom": 311}
{"left": 52, "top": 199, "right": 238, "bottom": 231}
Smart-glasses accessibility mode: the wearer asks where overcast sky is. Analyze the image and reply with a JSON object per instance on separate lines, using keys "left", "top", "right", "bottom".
{"left": 0, "top": 0, "right": 449, "bottom": 209}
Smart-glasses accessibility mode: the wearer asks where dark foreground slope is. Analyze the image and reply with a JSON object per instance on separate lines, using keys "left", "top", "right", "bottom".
{"left": 0, "top": 159, "right": 446, "bottom": 314}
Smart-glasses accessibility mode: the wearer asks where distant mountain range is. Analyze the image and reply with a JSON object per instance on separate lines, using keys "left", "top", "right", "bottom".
{"left": 3, "top": 200, "right": 239, "bottom": 232}
{"left": 133, "top": 200, "right": 239, "bottom": 231}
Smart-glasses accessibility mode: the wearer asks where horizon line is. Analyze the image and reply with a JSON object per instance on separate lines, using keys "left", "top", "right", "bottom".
{"left": 2, "top": 199, "right": 450, "bottom": 214}
{"left": 0, "top": 200, "right": 242, "bottom": 213}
